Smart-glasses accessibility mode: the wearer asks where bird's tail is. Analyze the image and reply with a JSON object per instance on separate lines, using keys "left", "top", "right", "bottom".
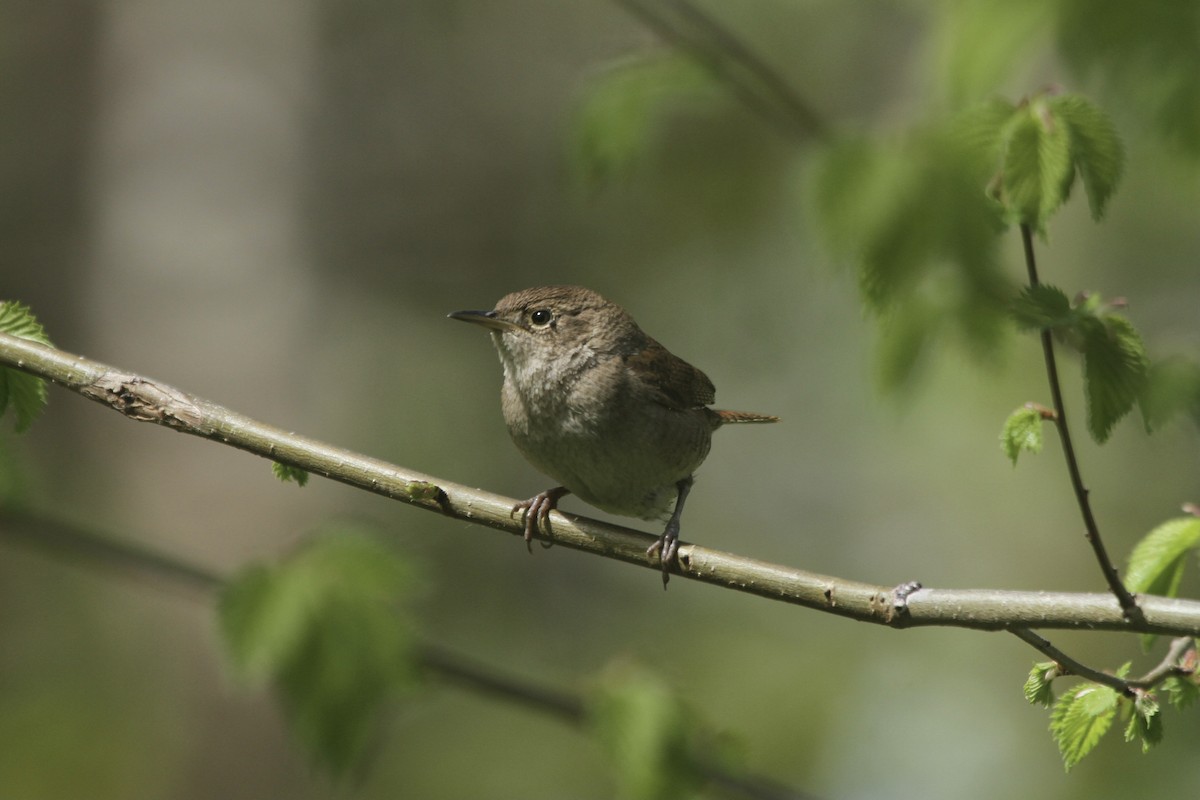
{"left": 712, "top": 409, "right": 780, "bottom": 426}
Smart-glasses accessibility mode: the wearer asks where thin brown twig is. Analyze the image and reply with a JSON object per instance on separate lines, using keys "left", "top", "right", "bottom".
{"left": 1010, "top": 628, "right": 1196, "bottom": 696}
{"left": 1018, "top": 223, "right": 1142, "bottom": 620}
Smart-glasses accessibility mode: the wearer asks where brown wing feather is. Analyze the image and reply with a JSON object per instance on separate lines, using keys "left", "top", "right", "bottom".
{"left": 623, "top": 336, "right": 716, "bottom": 410}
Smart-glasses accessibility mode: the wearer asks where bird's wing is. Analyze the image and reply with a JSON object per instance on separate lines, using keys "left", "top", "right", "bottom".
{"left": 623, "top": 336, "right": 716, "bottom": 410}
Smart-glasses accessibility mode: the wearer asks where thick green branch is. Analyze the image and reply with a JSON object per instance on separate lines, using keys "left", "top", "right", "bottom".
{"left": 2, "top": 331, "right": 1199, "bottom": 636}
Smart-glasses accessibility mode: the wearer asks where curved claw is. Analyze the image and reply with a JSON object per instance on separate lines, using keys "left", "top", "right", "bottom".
{"left": 511, "top": 486, "right": 570, "bottom": 552}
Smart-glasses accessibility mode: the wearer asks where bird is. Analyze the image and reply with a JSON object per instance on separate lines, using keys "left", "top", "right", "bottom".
{"left": 449, "top": 285, "right": 778, "bottom": 584}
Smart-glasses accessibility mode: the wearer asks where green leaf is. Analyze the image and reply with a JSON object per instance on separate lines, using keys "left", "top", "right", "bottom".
{"left": 586, "top": 661, "right": 704, "bottom": 800}
{"left": 1139, "top": 356, "right": 1200, "bottom": 432}
{"left": 1001, "top": 406, "right": 1045, "bottom": 466}
{"left": 570, "top": 51, "right": 719, "bottom": 189}
{"left": 1000, "top": 99, "right": 1075, "bottom": 231}
{"left": 0, "top": 302, "right": 53, "bottom": 432}
{"left": 1164, "top": 673, "right": 1200, "bottom": 711}
{"left": 218, "top": 531, "right": 419, "bottom": 776}
{"left": 1127, "top": 518, "right": 1200, "bottom": 651}
{"left": 1009, "top": 285, "right": 1072, "bottom": 331}
{"left": 1123, "top": 693, "right": 1162, "bottom": 753}
{"left": 1050, "top": 682, "right": 1119, "bottom": 771}
{"left": 1024, "top": 661, "right": 1058, "bottom": 706}
{"left": 1082, "top": 313, "right": 1149, "bottom": 442}
{"left": 1124, "top": 517, "right": 1200, "bottom": 597}
{"left": 272, "top": 461, "right": 309, "bottom": 487}
{"left": 1050, "top": 94, "right": 1125, "bottom": 220}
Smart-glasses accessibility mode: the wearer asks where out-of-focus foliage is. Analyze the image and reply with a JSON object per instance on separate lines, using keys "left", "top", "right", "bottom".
{"left": 571, "top": 51, "right": 723, "bottom": 188}
{"left": 219, "top": 531, "right": 419, "bottom": 776}
{"left": 586, "top": 661, "right": 724, "bottom": 800}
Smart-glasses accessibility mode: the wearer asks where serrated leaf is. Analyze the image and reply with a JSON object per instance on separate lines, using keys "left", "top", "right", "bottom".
{"left": 1129, "top": 693, "right": 1162, "bottom": 752}
{"left": 1024, "top": 661, "right": 1057, "bottom": 706}
{"left": 272, "top": 461, "right": 309, "bottom": 487}
{"left": 1001, "top": 406, "right": 1045, "bottom": 465}
{"left": 218, "top": 531, "right": 418, "bottom": 776}
{"left": 1124, "top": 517, "right": 1200, "bottom": 597}
{"left": 1000, "top": 100, "right": 1075, "bottom": 230}
{"left": 1139, "top": 356, "right": 1200, "bottom": 432}
{"left": 586, "top": 661, "right": 703, "bottom": 800}
{"left": 1082, "top": 314, "right": 1148, "bottom": 442}
{"left": 570, "top": 51, "right": 719, "bottom": 189}
{"left": 1010, "top": 285, "right": 1072, "bottom": 331}
{"left": 0, "top": 302, "right": 53, "bottom": 432}
{"left": 1050, "top": 94, "right": 1125, "bottom": 219}
{"left": 1050, "top": 683, "right": 1119, "bottom": 771}
{"left": 0, "top": 302, "right": 52, "bottom": 346}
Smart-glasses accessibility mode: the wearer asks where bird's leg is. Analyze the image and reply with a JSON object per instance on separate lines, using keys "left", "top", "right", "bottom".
{"left": 646, "top": 476, "right": 694, "bottom": 586}
{"left": 512, "top": 486, "right": 570, "bottom": 552}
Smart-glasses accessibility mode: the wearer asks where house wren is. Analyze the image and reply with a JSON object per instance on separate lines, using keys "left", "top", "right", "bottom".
{"left": 449, "top": 285, "right": 778, "bottom": 585}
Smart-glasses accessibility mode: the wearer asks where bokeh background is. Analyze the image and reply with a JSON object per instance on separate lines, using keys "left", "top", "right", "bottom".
{"left": 3, "top": 2, "right": 1199, "bottom": 798}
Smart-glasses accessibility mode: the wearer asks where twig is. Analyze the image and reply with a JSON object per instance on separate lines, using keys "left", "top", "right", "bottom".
{"left": 1018, "top": 224, "right": 1142, "bottom": 620}
{"left": 1, "top": 332, "right": 1198, "bottom": 635}
{"left": 612, "top": 0, "right": 827, "bottom": 142}
{"left": 1010, "top": 628, "right": 1196, "bottom": 695}
{"left": 1010, "top": 628, "right": 1135, "bottom": 696}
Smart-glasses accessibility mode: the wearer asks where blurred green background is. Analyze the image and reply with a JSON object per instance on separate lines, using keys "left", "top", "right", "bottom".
{"left": 2, "top": 1, "right": 1199, "bottom": 798}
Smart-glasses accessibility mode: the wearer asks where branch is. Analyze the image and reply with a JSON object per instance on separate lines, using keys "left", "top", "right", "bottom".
{"left": 1018, "top": 224, "right": 1142, "bottom": 619}
{"left": 2, "top": 331, "right": 1199, "bottom": 635}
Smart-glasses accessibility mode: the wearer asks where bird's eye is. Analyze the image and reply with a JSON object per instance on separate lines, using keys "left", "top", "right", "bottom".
{"left": 529, "top": 308, "right": 553, "bottom": 327}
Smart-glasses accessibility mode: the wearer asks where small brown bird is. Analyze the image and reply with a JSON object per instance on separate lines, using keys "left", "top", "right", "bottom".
{"left": 450, "top": 285, "right": 778, "bottom": 584}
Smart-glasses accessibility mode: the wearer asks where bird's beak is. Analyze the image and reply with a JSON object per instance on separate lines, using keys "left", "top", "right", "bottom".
{"left": 448, "top": 309, "right": 521, "bottom": 332}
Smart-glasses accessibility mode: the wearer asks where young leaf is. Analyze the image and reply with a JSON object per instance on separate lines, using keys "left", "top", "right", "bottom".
{"left": 1124, "top": 517, "right": 1200, "bottom": 597}
{"left": 1050, "top": 94, "right": 1125, "bottom": 219}
{"left": 1009, "top": 285, "right": 1072, "bottom": 331}
{"left": 1164, "top": 674, "right": 1200, "bottom": 711}
{"left": 586, "top": 661, "right": 704, "bottom": 800}
{"left": 0, "top": 302, "right": 53, "bottom": 432}
{"left": 272, "top": 461, "right": 309, "bottom": 487}
{"left": 1001, "top": 406, "right": 1045, "bottom": 465}
{"left": 1082, "top": 314, "right": 1149, "bottom": 442}
{"left": 1000, "top": 99, "right": 1075, "bottom": 231}
{"left": 1123, "top": 692, "right": 1162, "bottom": 753}
{"left": 1024, "top": 661, "right": 1058, "bottom": 706}
{"left": 1050, "top": 682, "right": 1119, "bottom": 770}
{"left": 218, "top": 531, "right": 419, "bottom": 776}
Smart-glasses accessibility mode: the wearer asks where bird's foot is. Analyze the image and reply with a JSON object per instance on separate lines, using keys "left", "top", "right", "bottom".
{"left": 646, "top": 520, "right": 681, "bottom": 587}
{"left": 512, "top": 486, "right": 570, "bottom": 552}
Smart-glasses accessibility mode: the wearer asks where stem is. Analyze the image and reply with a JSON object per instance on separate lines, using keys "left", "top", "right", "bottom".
{"left": 1019, "top": 224, "right": 1141, "bottom": 619}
